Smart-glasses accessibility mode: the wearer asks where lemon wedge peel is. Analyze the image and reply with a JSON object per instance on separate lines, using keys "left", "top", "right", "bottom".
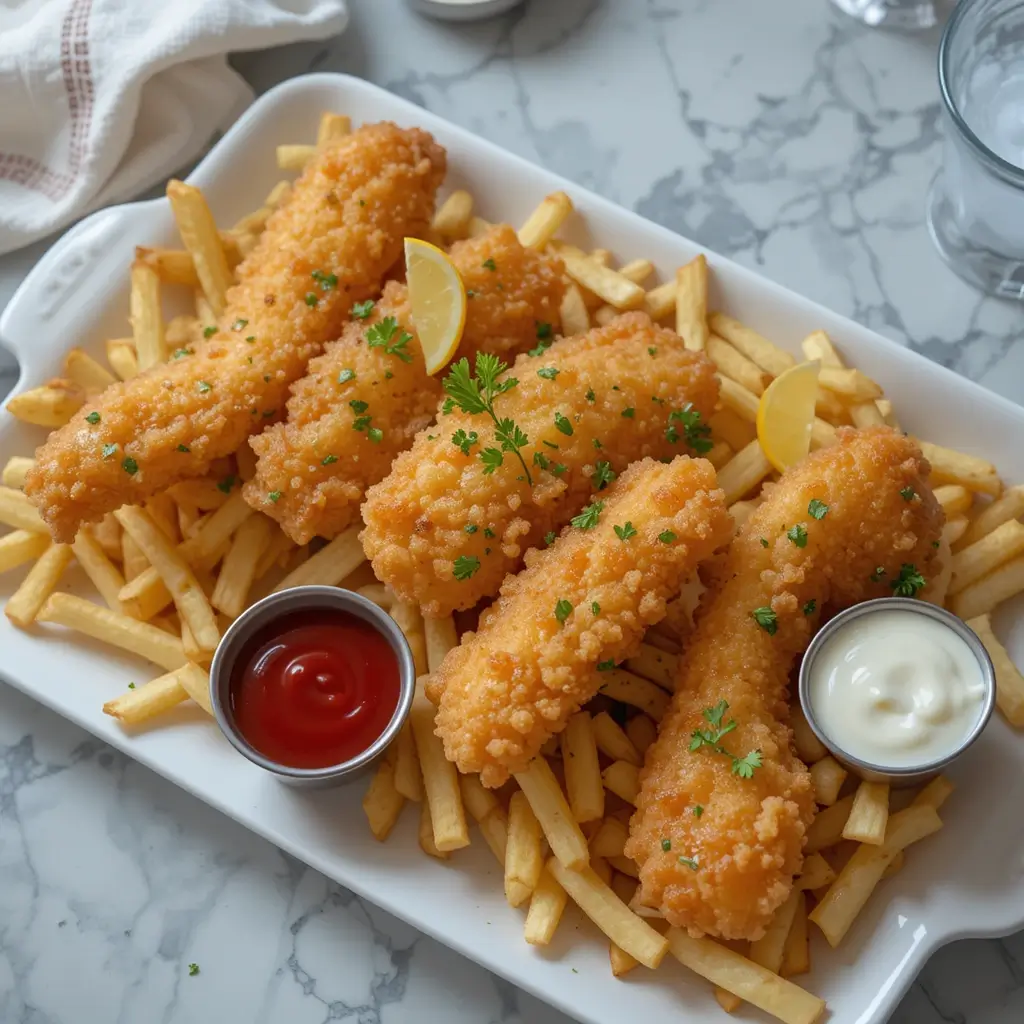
{"left": 756, "top": 360, "right": 822, "bottom": 474}
{"left": 403, "top": 237, "right": 467, "bottom": 376}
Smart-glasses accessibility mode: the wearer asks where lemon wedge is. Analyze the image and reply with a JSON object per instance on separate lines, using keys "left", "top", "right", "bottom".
{"left": 756, "top": 360, "right": 821, "bottom": 473}
{"left": 404, "top": 237, "right": 467, "bottom": 375}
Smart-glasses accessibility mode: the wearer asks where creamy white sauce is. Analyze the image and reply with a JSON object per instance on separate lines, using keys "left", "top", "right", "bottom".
{"left": 807, "top": 609, "right": 987, "bottom": 768}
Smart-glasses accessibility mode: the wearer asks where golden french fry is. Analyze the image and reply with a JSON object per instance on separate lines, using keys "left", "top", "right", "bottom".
{"left": 146, "top": 492, "right": 181, "bottom": 544}
{"left": 129, "top": 262, "right": 167, "bottom": 370}
{"left": 72, "top": 530, "right": 127, "bottom": 613}
{"left": 815, "top": 386, "right": 849, "bottom": 425}
{"left": 555, "top": 243, "right": 645, "bottom": 310}
{"left": 6, "top": 381, "right": 85, "bottom": 427}
{"left": 593, "top": 304, "right": 618, "bottom": 327}
{"left": 810, "top": 805, "right": 942, "bottom": 947}
{"left": 211, "top": 514, "right": 273, "bottom": 618}
{"left": 709, "top": 408, "right": 756, "bottom": 452}
{"left": 353, "top": 583, "right": 392, "bottom": 610}
{"left": 809, "top": 756, "right": 847, "bottom": 807}
{"left": 36, "top": 592, "right": 187, "bottom": 671}
{"left": 103, "top": 666, "right": 195, "bottom": 724}
{"left": 623, "top": 643, "right": 678, "bottom": 690}
{"left": 810, "top": 417, "right": 838, "bottom": 450}
{"left": 363, "top": 747, "right": 405, "bottom": 841}
{"left": 115, "top": 506, "right": 220, "bottom": 653}
{"left": 933, "top": 484, "right": 973, "bottom": 517}
{"left": 391, "top": 721, "right": 423, "bottom": 802}
{"left": 601, "top": 760, "right": 640, "bottom": 806}
{"left": 960, "top": 483, "right": 1024, "bottom": 548}
{"left": 524, "top": 868, "right": 568, "bottom": 946}
{"left": 625, "top": 713, "right": 657, "bottom": 755}
{"left": 106, "top": 338, "right": 139, "bottom": 381}
{"left": 914, "top": 774, "right": 954, "bottom": 811}
{"left": 562, "top": 712, "right": 605, "bottom": 823}
{"left": 590, "top": 248, "right": 612, "bottom": 266}
{"left": 618, "top": 258, "right": 654, "bottom": 285}
{"left": 715, "top": 987, "right": 744, "bottom": 1014}
{"left": 90, "top": 513, "right": 123, "bottom": 561}
{"left": 0, "top": 492, "right": 46, "bottom": 542}
{"left": 591, "top": 711, "right": 641, "bottom": 766}
{"left": 135, "top": 246, "right": 200, "bottom": 288}
{"left": 175, "top": 661, "right": 213, "bottom": 715}
{"left": 276, "top": 144, "right": 316, "bottom": 170}
{"left": 707, "top": 335, "right": 767, "bottom": 396}
{"left": 610, "top": 940, "right": 640, "bottom": 978}
{"left": 717, "top": 440, "right": 773, "bottom": 505}
{"left": 597, "top": 668, "right": 670, "bottom": 721}
{"left": 168, "top": 479, "right": 230, "bottom": 511}
{"left": 950, "top": 554, "right": 1024, "bottom": 620}
{"left": 559, "top": 281, "right": 590, "bottom": 336}
{"left": 63, "top": 347, "right": 116, "bottom": 391}
{"left": 667, "top": 929, "right": 825, "bottom": 1024}
{"left": 917, "top": 440, "right": 1001, "bottom": 496}
{"left": 253, "top": 529, "right": 295, "bottom": 581}
{"left": 729, "top": 499, "right": 760, "bottom": 531}
{"left": 548, "top": 857, "right": 669, "bottom": 969}
{"left": 424, "top": 614, "right": 458, "bottom": 673}
{"left": 432, "top": 189, "right": 474, "bottom": 240}
{"left": 418, "top": 797, "right": 449, "bottom": 859}
{"left": 644, "top": 279, "right": 676, "bottom": 321}
{"left": 675, "top": 255, "right": 709, "bottom": 352}
{"left": 780, "top": 894, "right": 810, "bottom": 978}
{"left": 801, "top": 329, "right": 842, "bottom": 367}
{"left": 790, "top": 703, "right": 827, "bottom": 763}
{"left": 716, "top": 374, "right": 759, "bottom": 422}
{"left": 4, "top": 542, "right": 73, "bottom": 627}
{"left": 514, "top": 757, "right": 589, "bottom": 870}
{"left": 505, "top": 790, "right": 544, "bottom": 907}
{"left": 467, "top": 215, "right": 493, "bottom": 238}
{"left": 459, "top": 772, "right": 508, "bottom": 863}
{"left": 590, "top": 816, "right": 628, "bottom": 860}
{"left": 750, "top": 888, "right": 803, "bottom": 973}
{"left": 0, "top": 530, "right": 51, "bottom": 574}
{"left": 817, "top": 366, "right": 882, "bottom": 402}
{"left": 121, "top": 530, "right": 149, "bottom": 583}
{"left": 796, "top": 852, "right": 836, "bottom": 891}
{"left": 518, "top": 191, "right": 573, "bottom": 249}
{"left": 272, "top": 526, "right": 364, "bottom": 592}
{"left": 804, "top": 794, "right": 855, "bottom": 854}
{"left": 167, "top": 179, "right": 233, "bottom": 317}
{"left": 410, "top": 678, "right": 469, "bottom": 852}
{"left": 607, "top": 855, "right": 639, "bottom": 879}
{"left": 949, "top": 519, "right": 1024, "bottom": 596}
{"left": 967, "top": 614, "right": 1024, "bottom": 726}
{"left": 391, "top": 601, "right": 428, "bottom": 678}
{"left": 316, "top": 112, "right": 351, "bottom": 147}
{"left": 876, "top": 398, "right": 900, "bottom": 429}
{"left": 849, "top": 401, "right": 884, "bottom": 429}
{"left": 1, "top": 456, "right": 34, "bottom": 489}
{"left": 705, "top": 440, "right": 733, "bottom": 471}
{"left": 711, "top": 313, "right": 797, "bottom": 379}
{"left": 476, "top": 804, "right": 509, "bottom": 865}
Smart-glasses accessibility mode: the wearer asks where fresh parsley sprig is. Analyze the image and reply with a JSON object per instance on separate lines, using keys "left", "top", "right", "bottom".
{"left": 891, "top": 563, "right": 926, "bottom": 597}
{"left": 689, "top": 700, "right": 762, "bottom": 778}
{"left": 666, "top": 403, "right": 713, "bottom": 454}
{"left": 443, "top": 354, "right": 532, "bottom": 484}
{"left": 367, "top": 316, "right": 413, "bottom": 363}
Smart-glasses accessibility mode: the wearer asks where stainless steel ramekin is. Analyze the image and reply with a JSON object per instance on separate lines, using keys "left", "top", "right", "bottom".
{"left": 797, "top": 597, "right": 995, "bottom": 786}
{"left": 209, "top": 585, "right": 415, "bottom": 787}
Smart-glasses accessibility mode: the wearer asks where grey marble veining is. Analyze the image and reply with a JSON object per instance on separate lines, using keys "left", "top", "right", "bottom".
{"left": 1, "top": 1, "right": 1023, "bottom": 1022}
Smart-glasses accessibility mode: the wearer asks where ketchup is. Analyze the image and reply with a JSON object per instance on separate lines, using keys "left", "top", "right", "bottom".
{"left": 229, "top": 609, "right": 400, "bottom": 769}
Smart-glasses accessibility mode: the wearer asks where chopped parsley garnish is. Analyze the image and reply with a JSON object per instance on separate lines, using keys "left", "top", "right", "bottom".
{"left": 232, "top": 319, "right": 248, "bottom": 332}
{"left": 483, "top": 527, "right": 495, "bottom": 539}
{"left": 322, "top": 454, "right": 338, "bottom": 465}
{"left": 752, "top": 606, "right": 778, "bottom": 635}
{"left": 171, "top": 348, "right": 193, "bottom": 360}
{"left": 246, "top": 337, "right": 255, "bottom": 343}
{"left": 649, "top": 347, "right": 658, "bottom": 356}
{"left": 891, "top": 563, "right": 926, "bottom": 597}
{"left": 304, "top": 292, "right": 319, "bottom": 307}
{"left": 443, "top": 353, "right": 532, "bottom": 482}
{"left": 659, "top": 530, "right": 677, "bottom": 544}
{"left": 85, "top": 411, "right": 100, "bottom": 424}
{"left": 464, "top": 524, "right": 478, "bottom": 534}
{"left": 537, "top": 367, "right": 559, "bottom": 380}
{"left": 543, "top": 440, "right": 559, "bottom": 450}
{"left": 263, "top": 374, "right": 271, "bottom": 383}
{"left": 351, "top": 300, "right": 375, "bottom": 320}
{"left": 535, "top": 321, "right": 552, "bottom": 341}
{"left": 544, "top": 531, "right": 557, "bottom": 546}
{"left": 311, "top": 269, "right": 338, "bottom": 291}
{"left": 760, "top": 538, "right": 769, "bottom": 548}
{"left": 197, "top": 381, "right": 212, "bottom": 394}
{"left": 177, "top": 444, "right": 190, "bottom": 453}
{"left": 808, "top": 499, "right": 829, "bottom": 520}
{"left": 693, "top": 805, "right": 703, "bottom": 818}
{"left": 466, "top": 289, "right": 475, "bottom": 299}
{"left": 482, "top": 258, "right": 497, "bottom": 271}
{"left": 554, "top": 412, "right": 573, "bottom": 436}
{"left": 591, "top": 602, "right": 600, "bottom": 615}
{"left": 533, "top": 451, "right": 550, "bottom": 471}
{"left": 217, "top": 475, "right": 235, "bottom": 494}
{"left": 787, "top": 524, "right": 808, "bottom": 548}
{"left": 268, "top": 491, "right": 282, "bottom": 503}
{"left": 870, "top": 566, "right": 886, "bottom": 582}
{"left": 651, "top": 395, "right": 665, "bottom": 405}
{"left": 666, "top": 404, "right": 713, "bottom": 453}
{"left": 101, "top": 443, "right": 118, "bottom": 459}
{"left": 554, "top": 599, "right": 573, "bottom": 624}
{"left": 203, "top": 325, "right": 217, "bottom": 338}
{"left": 128, "top": 683, "right": 135, "bottom": 689}
{"left": 188, "top": 964, "right": 199, "bottom": 977}
{"left": 367, "top": 316, "right": 414, "bottom": 363}
{"left": 661, "top": 839, "right": 672, "bottom": 852}
{"left": 338, "top": 369, "right": 356, "bottom": 385}
{"left": 592, "top": 438, "right": 603, "bottom": 449}
{"left": 349, "top": 399, "right": 369, "bottom": 415}
{"left": 803, "top": 599, "right": 816, "bottom": 615}
{"left": 528, "top": 338, "right": 552, "bottom": 358}
{"left": 551, "top": 462, "right": 567, "bottom": 477}
{"left": 614, "top": 522, "right": 637, "bottom": 542}
{"left": 367, "top": 427, "right": 383, "bottom": 444}
{"left": 932, "top": 540, "right": 941, "bottom": 548}
{"left": 689, "top": 700, "right": 762, "bottom": 778}
{"left": 262, "top": 409, "right": 276, "bottom": 419}
{"left": 678, "top": 856, "right": 699, "bottom": 871}
{"left": 621, "top": 407, "right": 635, "bottom": 419}
{"left": 453, "top": 556, "right": 480, "bottom": 581}
{"left": 452, "top": 429, "right": 479, "bottom": 455}
{"left": 571, "top": 501, "right": 604, "bottom": 530}
{"left": 900, "top": 486, "right": 917, "bottom": 501}
{"left": 585, "top": 389, "right": 595, "bottom": 403}
{"left": 597, "top": 659, "right": 616, "bottom": 671}
{"left": 592, "top": 461, "right": 616, "bottom": 491}
{"left": 122, "top": 456, "right": 138, "bottom": 475}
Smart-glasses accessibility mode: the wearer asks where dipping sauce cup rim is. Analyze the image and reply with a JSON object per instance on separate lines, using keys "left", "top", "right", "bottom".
{"left": 797, "top": 596, "right": 996, "bottom": 782}
{"left": 209, "top": 585, "right": 416, "bottom": 782}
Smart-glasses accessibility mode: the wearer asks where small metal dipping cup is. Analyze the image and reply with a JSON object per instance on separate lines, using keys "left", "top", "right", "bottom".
{"left": 797, "top": 598, "right": 996, "bottom": 786}
{"left": 209, "top": 586, "right": 415, "bottom": 787}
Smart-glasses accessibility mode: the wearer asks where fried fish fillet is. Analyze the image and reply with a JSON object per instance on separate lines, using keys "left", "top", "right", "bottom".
{"left": 244, "top": 225, "right": 565, "bottom": 544}
{"left": 430, "top": 456, "right": 732, "bottom": 788}
{"left": 361, "top": 313, "right": 720, "bottom": 618}
{"left": 624, "top": 427, "right": 944, "bottom": 941}
{"left": 25, "top": 122, "right": 446, "bottom": 542}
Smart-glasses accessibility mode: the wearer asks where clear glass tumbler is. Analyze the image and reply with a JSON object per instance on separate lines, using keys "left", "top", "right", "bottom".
{"left": 927, "top": 0, "right": 1024, "bottom": 299}
{"left": 829, "top": 0, "right": 939, "bottom": 29}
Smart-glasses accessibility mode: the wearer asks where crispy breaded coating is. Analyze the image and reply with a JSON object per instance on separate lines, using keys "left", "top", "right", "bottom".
{"left": 625, "top": 427, "right": 944, "bottom": 941}
{"left": 25, "top": 122, "right": 446, "bottom": 542}
{"left": 244, "top": 225, "right": 564, "bottom": 544}
{"left": 361, "top": 313, "right": 719, "bottom": 617}
{"left": 431, "top": 456, "right": 732, "bottom": 788}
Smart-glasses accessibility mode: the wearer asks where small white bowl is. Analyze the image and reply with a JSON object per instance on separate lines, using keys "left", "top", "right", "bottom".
{"left": 407, "top": 0, "right": 525, "bottom": 22}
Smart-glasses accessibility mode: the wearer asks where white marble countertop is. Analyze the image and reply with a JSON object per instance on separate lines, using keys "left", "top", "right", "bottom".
{"left": 2, "top": 1, "right": 1023, "bottom": 1022}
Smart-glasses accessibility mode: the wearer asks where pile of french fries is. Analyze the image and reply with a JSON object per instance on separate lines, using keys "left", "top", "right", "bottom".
{"left": 3, "top": 112, "right": 1024, "bottom": 1024}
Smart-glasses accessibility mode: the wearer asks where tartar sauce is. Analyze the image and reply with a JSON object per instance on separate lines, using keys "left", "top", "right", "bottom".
{"left": 807, "top": 609, "right": 987, "bottom": 768}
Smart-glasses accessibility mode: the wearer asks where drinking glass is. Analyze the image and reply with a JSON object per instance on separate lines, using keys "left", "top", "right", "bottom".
{"left": 927, "top": 0, "right": 1024, "bottom": 299}
{"left": 829, "top": 0, "right": 939, "bottom": 28}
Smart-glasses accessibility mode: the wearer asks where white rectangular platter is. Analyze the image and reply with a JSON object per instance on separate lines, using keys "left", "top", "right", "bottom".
{"left": 2, "top": 73, "right": 1023, "bottom": 1024}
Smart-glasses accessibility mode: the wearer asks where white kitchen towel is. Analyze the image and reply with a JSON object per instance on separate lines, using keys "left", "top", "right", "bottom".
{"left": 0, "top": 0, "right": 348, "bottom": 256}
